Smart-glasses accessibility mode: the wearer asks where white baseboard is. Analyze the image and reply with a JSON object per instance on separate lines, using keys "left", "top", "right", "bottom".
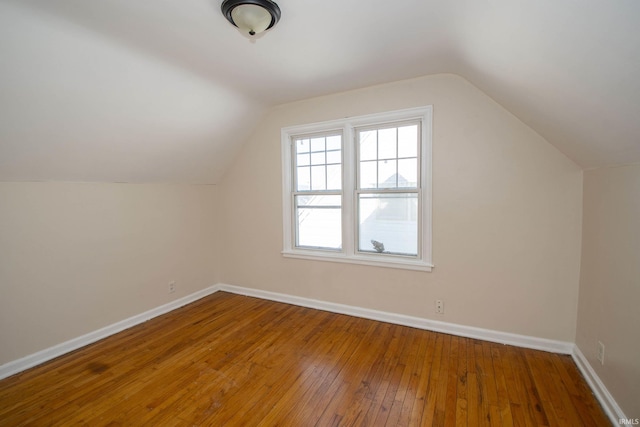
{"left": 0, "top": 284, "right": 220, "bottom": 380}
{"left": 571, "top": 345, "right": 627, "bottom": 425}
{"left": 217, "top": 283, "right": 574, "bottom": 354}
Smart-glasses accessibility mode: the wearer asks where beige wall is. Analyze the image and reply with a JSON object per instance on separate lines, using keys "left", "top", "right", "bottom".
{"left": 0, "top": 182, "right": 219, "bottom": 365}
{"left": 577, "top": 164, "right": 640, "bottom": 418}
{"left": 219, "top": 74, "right": 583, "bottom": 342}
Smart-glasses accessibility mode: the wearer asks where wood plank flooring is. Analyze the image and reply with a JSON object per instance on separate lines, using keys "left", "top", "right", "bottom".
{"left": 0, "top": 292, "right": 611, "bottom": 426}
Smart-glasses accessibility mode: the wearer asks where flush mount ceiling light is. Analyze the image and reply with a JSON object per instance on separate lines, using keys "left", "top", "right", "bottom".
{"left": 221, "top": 0, "right": 281, "bottom": 36}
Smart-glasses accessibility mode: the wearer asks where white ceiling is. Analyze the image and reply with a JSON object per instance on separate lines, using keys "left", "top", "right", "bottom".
{"left": 1, "top": 0, "right": 639, "bottom": 183}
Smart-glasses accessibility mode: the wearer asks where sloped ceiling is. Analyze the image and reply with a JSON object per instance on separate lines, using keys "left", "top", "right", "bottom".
{"left": 1, "top": 0, "right": 639, "bottom": 183}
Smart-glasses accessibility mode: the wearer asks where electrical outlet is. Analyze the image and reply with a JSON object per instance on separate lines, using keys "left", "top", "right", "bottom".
{"left": 169, "top": 281, "right": 176, "bottom": 294}
{"left": 435, "top": 299, "right": 444, "bottom": 314}
{"left": 597, "top": 341, "right": 605, "bottom": 365}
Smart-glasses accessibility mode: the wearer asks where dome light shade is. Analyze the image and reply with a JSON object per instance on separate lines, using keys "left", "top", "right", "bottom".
{"left": 221, "top": 0, "right": 281, "bottom": 36}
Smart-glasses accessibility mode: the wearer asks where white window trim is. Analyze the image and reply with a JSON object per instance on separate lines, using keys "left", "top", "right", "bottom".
{"left": 281, "top": 106, "right": 433, "bottom": 272}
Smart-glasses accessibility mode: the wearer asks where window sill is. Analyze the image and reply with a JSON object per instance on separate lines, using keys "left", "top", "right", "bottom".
{"left": 282, "top": 250, "right": 433, "bottom": 272}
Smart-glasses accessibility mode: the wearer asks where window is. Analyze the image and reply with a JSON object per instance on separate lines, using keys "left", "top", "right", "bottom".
{"left": 281, "top": 106, "right": 432, "bottom": 271}
{"left": 293, "top": 133, "right": 342, "bottom": 250}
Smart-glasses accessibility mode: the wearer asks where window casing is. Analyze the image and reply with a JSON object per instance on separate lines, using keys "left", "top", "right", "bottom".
{"left": 281, "top": 106, "right": 433, "bottom": 271}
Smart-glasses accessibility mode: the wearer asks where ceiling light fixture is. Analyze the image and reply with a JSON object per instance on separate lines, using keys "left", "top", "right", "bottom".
{"left": 221, "top": 0, "right": 281, "bottom": 37}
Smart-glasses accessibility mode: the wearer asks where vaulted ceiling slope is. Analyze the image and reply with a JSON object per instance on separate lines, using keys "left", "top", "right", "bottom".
{"left": 1, "top": 0, "right": 639, "bottom": 184}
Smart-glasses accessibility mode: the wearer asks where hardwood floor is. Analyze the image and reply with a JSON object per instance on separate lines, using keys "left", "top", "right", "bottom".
{"left": 0, "top": 292, "right": 610, "bottom": 426}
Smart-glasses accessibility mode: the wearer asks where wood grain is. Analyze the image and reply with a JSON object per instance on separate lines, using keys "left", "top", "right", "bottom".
{"left": 0, "top": 292, "right": 611, "bottom": 426}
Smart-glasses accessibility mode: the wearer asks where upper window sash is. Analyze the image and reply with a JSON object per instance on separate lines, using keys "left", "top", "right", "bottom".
{"left": 292, "top": 132, "right": 343, "bottom": 193}
{"left": 356, "top": 119, "right": 421, "bottom": 191}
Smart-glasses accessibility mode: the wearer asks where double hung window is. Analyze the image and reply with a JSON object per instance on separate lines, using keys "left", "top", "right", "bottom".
{"left": 282, "top": 106, "right": 433, "bottom": 271}
{"left": 293, "top": 133, "right": 343, "bottom": 250}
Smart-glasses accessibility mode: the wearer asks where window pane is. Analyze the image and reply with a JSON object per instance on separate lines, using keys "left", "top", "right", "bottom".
{"left": 398, "top": 125, "right": 418, "bottom": 158}
{"left": 326, "top": 164, "right": 341, "bottom": 190}
{"left": 378, "top": 128, "right": 397, "bottom": 160}
{"left": 311, "top": 137, "right": 325, "bottom": 152}
{"left": 398, "top": 158, "right": 417, "bottom": 188}
{"left": 360, "top": 160, "right": 377, "bottom": 189}
{"left": 378, "top": 159, "right": 397, "bottom": 188}
{"left": 296, "top": 195, "right": 341, "bottom": 250}
{"left": 326, "top": 135, "right": 341, "bottom": 151}
{"left": 296, "top": 138, "right": 310, "bottom": 153}
{"left": 358, "top": 193, "right": 418, "bottom": 256}
{"left": 296, "top": 166, "right": 310, "bottom": 191}
{"left": 311, "top": 151, "right": 325, "bottom": 165}
{"left": 326, "top": 150, "right": 341, "bottom": 164}
{"left": 359, "top": 130, "right": 377, "bottom": 161}
{"left": 311, "top": 165, "right": 326, "bottom": 190}
{"left": 297, "top": 153, "right": 310, "bottom": 166}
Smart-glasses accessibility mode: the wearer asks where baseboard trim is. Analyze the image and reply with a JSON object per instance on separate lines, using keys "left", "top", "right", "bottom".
{"left": 571, "top": 345, "right": 627, "bottom": 425}
{"left": 217, "top": 283, "right": 574, "bottom": 354}
{"left": 0, "top": 284, "right": 220, "bottom": 380}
